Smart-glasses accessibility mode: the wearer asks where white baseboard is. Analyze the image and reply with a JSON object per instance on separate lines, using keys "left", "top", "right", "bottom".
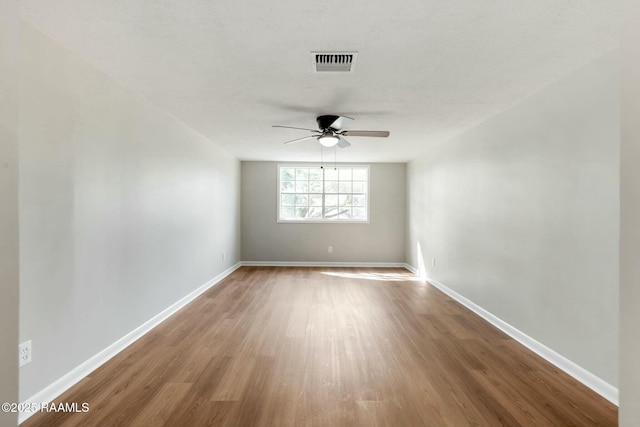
{"left": 415, "top": 272, "right": 618, "bottom": 406}
{"left": 403, "top": 263, "right": 419, "bottom": 275}
{"left": 242, "top": 261, "right": 407, "bottom": 268}
{"left": 19, "top": 262, "right": 242, "bottom": 424}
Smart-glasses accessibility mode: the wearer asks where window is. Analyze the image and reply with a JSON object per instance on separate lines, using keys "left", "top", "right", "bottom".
{"left": 278, "top": 165, "right": 369, "bottom": 222}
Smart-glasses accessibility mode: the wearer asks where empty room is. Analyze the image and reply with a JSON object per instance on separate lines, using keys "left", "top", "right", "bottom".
{"left": 2, "top": 0, "right": 640, "bottom": 426}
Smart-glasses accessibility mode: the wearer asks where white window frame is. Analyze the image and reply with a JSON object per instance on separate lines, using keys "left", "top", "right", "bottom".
{"left": 277, "top": 164, "right": 370, "bottom": 224}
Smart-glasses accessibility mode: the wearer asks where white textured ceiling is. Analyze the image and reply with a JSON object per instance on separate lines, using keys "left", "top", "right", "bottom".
{"left": 19, "top": 0, "right": 618, "bottom": 162}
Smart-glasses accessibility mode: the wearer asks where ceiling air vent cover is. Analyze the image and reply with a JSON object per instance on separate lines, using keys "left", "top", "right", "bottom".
{"left": 312, "top": 52, "right": 358, "bottom": 73}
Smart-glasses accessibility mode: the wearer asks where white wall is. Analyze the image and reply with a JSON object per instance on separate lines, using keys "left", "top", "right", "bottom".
{"left": 242, "top": 162, "right": 405, "bottom": 263}
{"left": 620, "top": 0, "right": 640, "bottom": 422}
{"left": 18, "top": 24, "right": 241, "bottom": 401}
{"left": 0, "top": 1, "right": 20, "bottom": 425}
{"left": 407, "top": 51, "right": 619, "bottom": 387}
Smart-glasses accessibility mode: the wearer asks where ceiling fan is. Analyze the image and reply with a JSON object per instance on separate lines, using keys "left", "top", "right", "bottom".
{"left": 273, "top": 115, "right": 390, "bottom": 148}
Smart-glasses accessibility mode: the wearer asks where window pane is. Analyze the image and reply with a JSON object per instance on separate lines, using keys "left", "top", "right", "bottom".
{"left": 353, "top": 181, "right": 366, "bottom": 193}
{"left": 324, "top": 168, "right": 338, "bottom": 180}
{"left": 281, "top": 168, "right": 295, "bottom": 181}
{"left": 309, "top": 168, "right": 323, "bottom": 180}
{"left": 339, "top": 195, "right": 352, "bottom": 206}
{"left": 281, "top": 194, "right": 295, "bottom": 206}
{"left": 325, "top": 195, "right": 338, "bottom": 207}
{"left": 309, "top": 180, "right": 323, "bottom": 193}
{"left": 295, "top": 181, "right": 308, "bottom": 193}
{"left": 338, "top": 208, "right": 352, "bottom": 219}
{"left": 281, "top": 207, "right": 295, "bottom": 219}
{"left": 353, "top": 195, "right": 365, "bottom": 207}
{"left": 353, "top": 168, "right": 367, "bottom": 181}
{"left": 308, "top": 207, "right": 322, "bottom": 218}
{"left": 324, "top": 206, "right": 340, "bottom": 218}
{"left": 295, "top": 195, "right": 308, "bottom": 206}
{"left": 295, "top": 207, "right": 309, "bottom": 218}
{"left": 339, "top": 168, "right": 352, "bottom": 180}
{"left": 339, "top": 182, "right": 352, "bottom": 193}
{"left": 281, "top": 181, "right": 295, "bottom": 193}
{"left": 353, "top": 207, "right": 366, "bottom": 220}
{"left": 325, "top": 181, "right": 338, "bottom": 193}
{"left": 309, "top": 195, "right": 322, "bottom": 206}
{"left": 296, "top": 168, "right": 308, "bottom": 180}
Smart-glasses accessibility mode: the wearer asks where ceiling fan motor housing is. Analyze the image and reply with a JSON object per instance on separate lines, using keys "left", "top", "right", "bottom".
{"left": 316, "top": 115, "right": 342, "bottom": 130}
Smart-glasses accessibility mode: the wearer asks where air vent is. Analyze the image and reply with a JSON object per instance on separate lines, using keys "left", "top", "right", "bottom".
{"left": 312, "top": 51, "right": 358, "bottom": 73}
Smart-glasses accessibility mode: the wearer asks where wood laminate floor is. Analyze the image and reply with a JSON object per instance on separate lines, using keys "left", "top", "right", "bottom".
{"left": 22, "top": 267, "right": 617, "bottom": 426}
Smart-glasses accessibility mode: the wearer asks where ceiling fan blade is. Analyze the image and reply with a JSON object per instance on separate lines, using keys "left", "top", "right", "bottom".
{"left": 273, "top": 125, "right": 320, "bottom": 133}
{"left": 283, "top": 135, "right": 318, "bottom": 145}
{"left": 328, "top": 115, "right": 354, "bottom": 131}
{"left": 337, "top": 136, "right": 351, "bottom": 148}
{"left": 342, "top": 130, "right": 390, "bottom": 138}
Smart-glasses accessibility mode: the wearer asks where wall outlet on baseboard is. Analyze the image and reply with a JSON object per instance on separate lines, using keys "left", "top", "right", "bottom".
{"left": 328, "top": 246, "right": 333, "bottom": 254}
{"left": 19, "top": 340, "right": 32, "bottom": 367}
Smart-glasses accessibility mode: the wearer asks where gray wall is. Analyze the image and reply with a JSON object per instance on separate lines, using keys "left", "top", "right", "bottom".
{"left": 620, "top": 0, "right": 640, "bottom": 422}
{"left": 19, "top": 25, "right": 241, "bottom": 400}
{"left": 0, "top": 1, "right": 20, "bottom": 425}
{"left": 407, "top": 51, "right": 619, "bottom": 386}
{"left": 242, "top": 162, "right": 405, "bottom": 263}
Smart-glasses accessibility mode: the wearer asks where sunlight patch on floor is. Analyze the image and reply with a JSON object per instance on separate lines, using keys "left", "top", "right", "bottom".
{"left": 320, "top": 271, "right": 422, "bottom": 282}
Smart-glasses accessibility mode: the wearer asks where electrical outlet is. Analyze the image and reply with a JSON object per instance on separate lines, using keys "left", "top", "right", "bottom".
{"left": 328, "top": 246, "right": 333, "bottom": 254}
{"left": 19, "top": 340, "right": 32, "bottom": 367}
{"left": 222, "top": 251, "right": 226, "bottom": 261}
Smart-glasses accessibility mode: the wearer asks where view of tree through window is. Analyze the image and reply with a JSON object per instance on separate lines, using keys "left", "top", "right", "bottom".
{"left": 278, "top": 165, "right": 369, "bottom": 222}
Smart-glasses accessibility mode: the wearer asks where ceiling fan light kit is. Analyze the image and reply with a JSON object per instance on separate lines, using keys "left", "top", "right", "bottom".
{"left": 273, "top": 114, "right": 389, "bottom": 150}
{"left": 318, "top": 135, "right": 340, "bottom": 147}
